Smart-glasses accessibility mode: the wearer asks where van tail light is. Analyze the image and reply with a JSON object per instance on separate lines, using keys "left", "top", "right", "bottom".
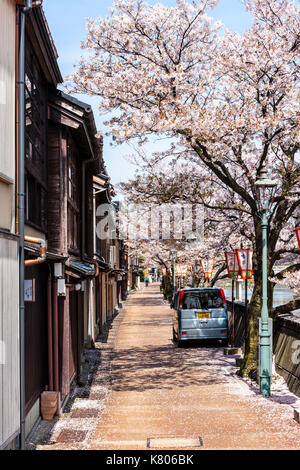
{"left": 179, "top": 290, "right": 184, "bottom": 309}
{"left": 220, "top": 288, "right": 226, "bottom": 305}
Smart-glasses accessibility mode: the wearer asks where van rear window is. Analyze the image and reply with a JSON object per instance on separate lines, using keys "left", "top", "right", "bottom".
{"left": 182, "top": 290, "right": 224, "bottom": 309}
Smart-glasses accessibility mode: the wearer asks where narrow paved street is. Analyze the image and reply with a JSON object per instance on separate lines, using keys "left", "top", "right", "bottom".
{"left": 88, "top": 284, "right": 300, "bottom": 450}
{"left": 36, "top": 284, "right": 300, "bottom": 450}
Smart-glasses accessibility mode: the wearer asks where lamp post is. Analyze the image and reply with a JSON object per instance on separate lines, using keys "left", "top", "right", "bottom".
{"left": 236, "top": 248, "right": 254, "bottom": 350}
{"left": 225, "top": 251, "right": 240, "bottom": 347}
{"left": 255, "top": 164, "right": 277, "bottom": 397}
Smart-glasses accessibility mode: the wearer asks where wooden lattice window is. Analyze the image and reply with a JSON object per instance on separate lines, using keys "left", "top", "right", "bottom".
{"left": 67, "top": 142, "right": 79, "bottom": 252}
{"left": 25, "top": 174, "right": 47, "bottom": 231}
{"left": 25, "top": 48, "right": 46, "bottom": 173}
{"left": 24, "top": 40, "right": 47, "bottom": 232}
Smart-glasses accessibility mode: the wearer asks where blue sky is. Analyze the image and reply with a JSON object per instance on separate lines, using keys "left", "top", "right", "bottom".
{"left": 43, "top": 0, "right": 253, "bottom": 185}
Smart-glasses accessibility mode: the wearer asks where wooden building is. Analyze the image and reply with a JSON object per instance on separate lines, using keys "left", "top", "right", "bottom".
{"left": 22, "top": 12, "right": 106, "bottom": 429}
{"left": 22, "top": 7, "right": 127, "bottom": 437}
{"left": 0, "top": 2, "right": 129, "bottom": 447}
{"left": 23, "top": 5, "right": 63, "bottom": 435}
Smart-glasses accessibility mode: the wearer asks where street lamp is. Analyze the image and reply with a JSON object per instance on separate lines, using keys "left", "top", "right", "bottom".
{"left": 236, "top": 247, "right": 254, "bottom": 308}
{"left": 255, "top": 164, "right": 277, "bottom": 397}
{"left": 236, "top": 248, "right": 254, "bottom": 352}
{"left": 225, "top": 251, "right": 240, "bottom": 279}
{"left": 200, "top": 258, "right": 215, "bottom": 285}
{"left": 236, "top": 248, "right": 254, "bottom": 281}
{"left": 175, "top": 264, "right": 189, "bottom": 288}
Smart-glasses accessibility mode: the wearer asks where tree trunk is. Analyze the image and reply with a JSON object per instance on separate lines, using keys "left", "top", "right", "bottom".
{"left": 239, "top": 279, "right": 262, "bottom": 377}
{"left": 162, "top": 274, "right": 173, "bottom": 302}
{"left": 239, "top": 240, "right": 275, "bottom": 378}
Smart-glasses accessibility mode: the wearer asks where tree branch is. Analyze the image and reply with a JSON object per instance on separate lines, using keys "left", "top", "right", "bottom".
{"left": 272, "top": 298, "right": 300, "bottom": 316}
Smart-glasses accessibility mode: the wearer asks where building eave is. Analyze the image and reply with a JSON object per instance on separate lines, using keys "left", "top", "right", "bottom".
{"left": 49, "top": 90, "right": 104, "bottom": 172}
{"left": 26, "top": 6, "right": 63, "bottom": 87}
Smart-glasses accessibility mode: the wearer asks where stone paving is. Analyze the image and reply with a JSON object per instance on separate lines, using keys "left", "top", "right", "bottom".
{"left": 25, "top": 305, "right": 126, "bottom": 450}
{"left": 28, "top": 284, "right": 300, "bottom": 450}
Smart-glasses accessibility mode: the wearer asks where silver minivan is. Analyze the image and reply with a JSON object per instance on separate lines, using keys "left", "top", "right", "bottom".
{"left": 172, "top": 288, "right": 228, "bottom": 347}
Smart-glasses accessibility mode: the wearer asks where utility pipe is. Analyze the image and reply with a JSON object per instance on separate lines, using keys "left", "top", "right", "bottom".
{"left": 15, "top": 10, "right": 20, "bottom": 235}
{"left": 24, "top": 236, "right": 47, "bottom": 266}
{"left": 18, "top": 0, "right": 43, "bottom": 449}
{"left": 52, "top": 278, "right": 59, "bottom": 399}
{"left": 47, "top": 273, "right": 53, "bottom": 391}
{"left": 18, "top": 0, "right": 31, "bottom": 451}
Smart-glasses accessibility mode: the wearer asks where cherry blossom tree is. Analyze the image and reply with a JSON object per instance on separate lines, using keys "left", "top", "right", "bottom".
{"left": 68, "top": 0, "right": 300, "bottom": 376}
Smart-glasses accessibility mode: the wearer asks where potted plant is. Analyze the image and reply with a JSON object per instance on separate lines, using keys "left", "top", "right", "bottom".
{"left": 40, "top": 390, "right": 58, "bottom": 420}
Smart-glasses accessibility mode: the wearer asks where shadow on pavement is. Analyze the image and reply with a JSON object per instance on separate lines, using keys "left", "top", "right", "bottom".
{"left": 109, "top": 342, "right": 229, "bottom": 393}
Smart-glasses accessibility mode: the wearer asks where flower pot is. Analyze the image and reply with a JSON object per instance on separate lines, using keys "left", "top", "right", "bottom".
{"left": 41, "top": 391, "right": 58, "bottom": 420}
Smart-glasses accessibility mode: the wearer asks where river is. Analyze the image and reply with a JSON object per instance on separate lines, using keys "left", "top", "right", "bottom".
{"left": 222, "top": 285, "right": 300, "bottom": 317}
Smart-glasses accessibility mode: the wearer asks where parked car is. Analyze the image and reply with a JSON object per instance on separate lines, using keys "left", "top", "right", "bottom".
{"left": 171, "top": 288, "right": 228, "bottom": 347}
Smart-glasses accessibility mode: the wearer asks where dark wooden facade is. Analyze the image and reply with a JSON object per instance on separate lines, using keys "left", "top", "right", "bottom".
{"left": 23, "top": 8, "right": 105, "bottom": 420}
{"left": 20, "top": 5, "right": 128, "bottom": 437}
{"left": 47, "top": 91, "right": 104, "bottom": 401}
{"left": 0, "top": 1, "right": 129, "bottom": 448}
{"left": 24, "top": 7, "right": 62, "bottom": 421}
{"left": 24, "top": 264, "right": 48, "bottom": 415}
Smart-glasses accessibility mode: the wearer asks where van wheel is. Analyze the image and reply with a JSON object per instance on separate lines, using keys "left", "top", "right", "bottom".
{"left": 221, "top": 339, "right": 228, "bottom": 347}
{"left": 177, "top": 340, "right": 183, "bottom": 348}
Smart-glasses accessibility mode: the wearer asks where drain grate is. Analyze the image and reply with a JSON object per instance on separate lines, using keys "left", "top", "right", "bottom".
{"left": 147, "top": 436, "right": 203, "bottom": 449}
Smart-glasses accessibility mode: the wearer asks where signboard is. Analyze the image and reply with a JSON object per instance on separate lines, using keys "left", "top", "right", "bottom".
{"left": 200, "top": 258, "right": 215, "bottom": 279}
{"left": 24, "top": 278, "right": 35, "bottom": 302}
{"left": 236, "top": 248, "right": 254, "bottom": 279}
{"left": 225, "top": 252, "right": 240, "bottom": 278}
{"left": 175, "top": 264, "right": 188, "bottom": 278}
